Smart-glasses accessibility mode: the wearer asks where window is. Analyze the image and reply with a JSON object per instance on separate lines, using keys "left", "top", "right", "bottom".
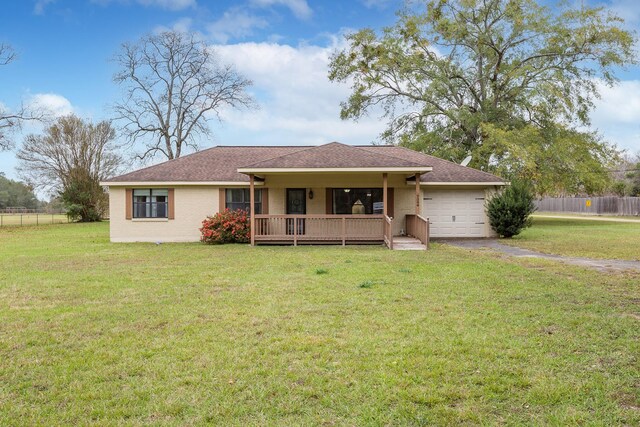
{"left": 333, "top": 188, "right": 384, "bottom": 214}
{"left": 225, "top": 189, "right": 262, "bottom": 214}
{"left": 133, "top": 189, "right": 168, "bottom": 218}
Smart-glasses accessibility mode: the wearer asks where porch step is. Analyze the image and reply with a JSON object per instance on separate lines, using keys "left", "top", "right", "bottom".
{"left": 392, "top": 236, "right": 426, "bottom": 251}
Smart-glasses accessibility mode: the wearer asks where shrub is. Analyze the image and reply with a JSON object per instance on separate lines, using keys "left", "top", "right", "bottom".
{"left": 60, "top": 167, "right": 106, "bottom": 222}
{"left": 486, "top": 180, "right": 536, "bottom": 238}
{"left": 200, "top": 209, "right": 250, "bottom": 244}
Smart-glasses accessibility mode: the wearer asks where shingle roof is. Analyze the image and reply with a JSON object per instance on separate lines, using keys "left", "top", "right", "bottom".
{"left": 357, "top": 145, "right": 504, "bottom": 183}
{"left": 104, "top": 142, "right": 505, "bottom": 184}
{"left": 105, "top": 146, "right": 308, "bottom": 183}
{"left": 239, "top": 142, "right": 427, "bottom": 169}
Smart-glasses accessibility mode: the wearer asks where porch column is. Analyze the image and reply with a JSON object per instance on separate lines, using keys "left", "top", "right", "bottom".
{"left": 249, "top": 174, "right": 255, "bottom": 246}
{"left": 383, "top": 173, "right": 388, "bottom": 217}
{"left": 415, "top": 173, "right": 421, "bottom": 215}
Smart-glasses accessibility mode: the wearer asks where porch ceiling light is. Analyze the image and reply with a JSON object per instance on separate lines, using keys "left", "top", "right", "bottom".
{"left": 344, "top": 189, "right": 350, "bottom": 193}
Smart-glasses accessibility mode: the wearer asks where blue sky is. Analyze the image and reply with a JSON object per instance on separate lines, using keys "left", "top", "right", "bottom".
{"left": 1, "top": 0, "right": 640, "bottom": 183}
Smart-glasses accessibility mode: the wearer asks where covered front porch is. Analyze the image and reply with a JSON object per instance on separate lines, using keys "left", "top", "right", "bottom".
{"left": 245, "top": 172, "right": 430, "bottom": 249}
{"left": 253, "top": 213, "right": 429, "bottom": 250}
{"left": 235, "top": 142, "right": 434, "bottom": 249}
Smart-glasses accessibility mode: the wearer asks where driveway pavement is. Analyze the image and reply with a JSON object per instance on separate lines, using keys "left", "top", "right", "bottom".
{"left": 438, "top": 239, "right": 640, "bottom": 273}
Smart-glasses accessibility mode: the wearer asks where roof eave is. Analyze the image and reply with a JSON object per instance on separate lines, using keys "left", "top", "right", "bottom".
{"left": 237, "top": 167, "right": 433, "bottom": 174}
{"left": 100, "top": 180, "right": 264, "bottom": 187}
{"left": 413, "top": 181, "right": 508, "bottom": 186}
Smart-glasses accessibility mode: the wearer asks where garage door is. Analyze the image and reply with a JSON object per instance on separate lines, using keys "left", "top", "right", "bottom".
{"left": 422, "top": 190, "right": 487, "bottom": 237}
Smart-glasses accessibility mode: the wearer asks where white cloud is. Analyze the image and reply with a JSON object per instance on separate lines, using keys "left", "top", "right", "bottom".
{"left": 207, "top": 9, "right": 269, "bottom": 43}
{"left": 137, "top": 0, "right": 196, "bottom": 10}
{"left": 91, "top": 0, "right": 196, "bottom": 11}
{"left": 207, "top": 39, "right": 640, "bottom": 153}
{"left": 209, "top": 39, "right": 386, "bottom": 147}
{"left": 589, "top": 79, "right": 640, "bottom": 152}
{"left": 33, "top": 0, "right": 56, "bottom": 15}
{"left": 361, "top": 0, "right": 393, "bottom": 9}
{"left": 251, "top": 0, "right": 312, "bottom": 20}
{"left": 154, "top": 17, "right": 193, "bottom": 34}
{"left": 27, "top": 93, "right": 74, "bottom": 118}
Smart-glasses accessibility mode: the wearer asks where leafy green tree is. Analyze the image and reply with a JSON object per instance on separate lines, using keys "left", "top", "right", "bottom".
{"left": 477, "top": 124, "right": 618, "bottom": 195}
{"left": 0, "top": 173, "right": 40, "bottom": 209}
{"left": 60, "top": 167, "right": 106, "bottom": 222}
{"left": 329, "top": 0, "right": 635, "bottom": 194}
{"left": 610, "top": 181, "right": 627, "bottom": 197}
{"left": 627, "top": 161, "right": 640, "bottom": 196}
{"left": 487, "top": 180, "right": 536, "bottom": 238}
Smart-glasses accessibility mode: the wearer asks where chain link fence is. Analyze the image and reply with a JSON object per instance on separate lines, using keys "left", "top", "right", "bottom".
{"left": 0, "top": 210, "right": 69, "bottom": 227}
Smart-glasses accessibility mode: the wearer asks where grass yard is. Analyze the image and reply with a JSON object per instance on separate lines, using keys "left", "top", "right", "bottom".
{"left": 535, "top": 213, "right": 640, "bottom": 221}
{"left": 504, "top": 217, "right": 640, "bottom": 261}
{"left": 0, "top": 223, "right": 638, "bottom": 425}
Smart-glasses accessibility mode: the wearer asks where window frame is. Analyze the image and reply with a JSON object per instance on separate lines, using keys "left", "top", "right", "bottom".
{"left": 225, "top": 188, "right": 262, "bottom": 214}
{"left": 132, "top": 188, "right": 169, "bottom": 219}
{"left": 332, "top": 188, "right": 384, "bottom": 215}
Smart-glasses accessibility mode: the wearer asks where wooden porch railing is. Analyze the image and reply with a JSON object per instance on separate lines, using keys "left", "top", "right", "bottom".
{"left": 383, "top": 215, "right": 393, "bottom": 250}
{"left": 254, "top": 214, "right": 387, "bottom": 246}
{"left": 406, "top": 214, "right": 430, "bottom": 250}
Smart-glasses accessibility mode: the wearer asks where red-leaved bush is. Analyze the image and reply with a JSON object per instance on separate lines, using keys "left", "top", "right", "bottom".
{"left": 200, "top": 209, "right": 250, "bottom": 244}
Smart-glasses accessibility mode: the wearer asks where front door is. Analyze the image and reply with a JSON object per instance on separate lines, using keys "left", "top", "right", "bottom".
{"left": 286, "top": 188, "right": 306, "bottom": 235}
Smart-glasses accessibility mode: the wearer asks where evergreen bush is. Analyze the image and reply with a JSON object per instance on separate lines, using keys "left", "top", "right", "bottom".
{"left": 486, "top": 180, "right": 536, "bottom": 238}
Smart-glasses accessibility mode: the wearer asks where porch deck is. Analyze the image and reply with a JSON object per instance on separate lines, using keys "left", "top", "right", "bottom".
{"left": 253, "top": 214, "right": 429, "bottom": 249}
{"left": 254, "top": 214, "right": 388, "bottom": 245}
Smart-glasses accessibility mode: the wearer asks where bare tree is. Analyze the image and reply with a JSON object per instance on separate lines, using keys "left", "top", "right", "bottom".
{"left": 0, "top": 43, "right": 17, "bottom": 66}
{"left": 0, "top": 43, "right": 47, "bottom": 151}
{"left": 16, "top": 115, "right": 123, "bottom": 220}
{"left": 113, "top": 31, "right": 255, "bottom": 160}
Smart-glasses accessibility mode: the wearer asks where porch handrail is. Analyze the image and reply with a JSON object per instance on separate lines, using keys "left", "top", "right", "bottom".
{"left": 406, "top": 214, "right": 429, "bottom": 250}
{"left": 383, "top": 215, "right": 393, "bottom": 250}
{"left": 254, "top": 214, "right": 387, "bottom": 246}
{"left": 254, "top": 214, "right": 384, "bottom": 219}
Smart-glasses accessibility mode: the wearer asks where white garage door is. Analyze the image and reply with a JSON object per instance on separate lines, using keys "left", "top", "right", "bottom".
{"left": 422, "top": 190, "right": 487, "bottom": 238}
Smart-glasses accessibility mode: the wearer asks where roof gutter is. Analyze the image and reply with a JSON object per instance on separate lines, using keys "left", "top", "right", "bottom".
{"left": 408, "top": 181, "right": 508, "bottom": 186}
{"left": 100, "top": 181, "right": 265, "bottom": 187}
{"left": 237, "top": 167, "right": 433, "bottom": 174}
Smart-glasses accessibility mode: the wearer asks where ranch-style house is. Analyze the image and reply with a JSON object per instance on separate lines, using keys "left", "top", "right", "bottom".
{"left": 101, "top": 142, "right": 506, "bottom": 248}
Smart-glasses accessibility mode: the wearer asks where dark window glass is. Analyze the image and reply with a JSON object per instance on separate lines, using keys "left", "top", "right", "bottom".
{"left": 225, "top": 189, "right": 262, "bottom": 214}
{"left": 332, "top": 188, "right": 383, "bottom": 214}
{"left": 133, "top": 189, "right": 169, "bottom": 218}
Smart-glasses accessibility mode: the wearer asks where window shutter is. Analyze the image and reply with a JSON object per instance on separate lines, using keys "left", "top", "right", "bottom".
{"left": 325, "top": 188, "right": 333, "bottom": 214}
{"left": 168, "top": 188, "right": 175, "bottom": 220}
{"left": 388, "top": 188, "right": 394, "bottom": 217}
{"left": 262, "top": 188, "right": 269, "bottom": 214}
{"left": 125, "top": 189, "right": 132, "bottom": 220}
{"left": 219, "top": 188, "right": 226, "bottom": 212}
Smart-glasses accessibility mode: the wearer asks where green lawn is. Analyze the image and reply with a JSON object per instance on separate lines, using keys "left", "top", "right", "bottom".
{"left": 535, "top": 213, "right": 640, "bottom": 221}
{"left": 504, "top": 217, "right": 640, "bottom": 261}
{"left": 0, "top": 223, "right": 638, "bottom": 425}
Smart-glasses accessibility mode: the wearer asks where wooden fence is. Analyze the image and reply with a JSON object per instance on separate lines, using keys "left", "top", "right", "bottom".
{"left": 535, "top": 197, "right": 640, "bottom": 216}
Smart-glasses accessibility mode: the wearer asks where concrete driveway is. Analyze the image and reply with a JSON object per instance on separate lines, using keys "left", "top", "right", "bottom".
{"left": 437, "top": 239, "right": 640, "bottom": 273}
